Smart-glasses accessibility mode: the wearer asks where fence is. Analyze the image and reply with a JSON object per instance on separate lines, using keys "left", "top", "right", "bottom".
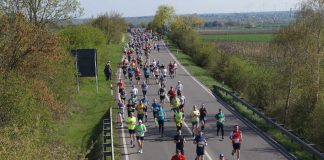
{"left": 213, "top": 85, "right": 324, "bottom": 160}
{"left": 102, "top": 107, "right": 115, "bottom": 160}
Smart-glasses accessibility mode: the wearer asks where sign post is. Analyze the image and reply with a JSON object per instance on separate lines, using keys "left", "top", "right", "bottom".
{"left": 75, "top": 51, "right": 80, "bottom": 93}
{"left": 72, "top": 49, "right": 98, "bottom": 94}
{"left": 94, "top": 51, "right": 99, "bottom": 94}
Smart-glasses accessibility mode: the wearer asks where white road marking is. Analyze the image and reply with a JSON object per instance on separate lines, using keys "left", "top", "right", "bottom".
{"left": 162, "top": 41, "right": 215, "bottom": 97}
{"left": 163, "top": 41, "right": 217, "bottom": 160}
{"left": 165, "top": 96, "right": 213, "bottom": 160}
{"left": 118, "top": 67, "right": 129, "bottom": 160}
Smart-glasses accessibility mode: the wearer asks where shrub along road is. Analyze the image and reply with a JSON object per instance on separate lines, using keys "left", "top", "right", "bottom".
{"left": 117, "top": 42, "right": 287, "bottom": 160}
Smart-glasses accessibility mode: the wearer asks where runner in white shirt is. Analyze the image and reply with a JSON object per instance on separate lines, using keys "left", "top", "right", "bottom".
{"left": 130, "top": 85, "right": 138, "bottom": 97}
{"left": 178, "top": 93, "right": 186, "bottom": 114}
{"left": 162, "top": 66, "right": 168, "bottom": 77}
{"left": 176, "top": 81, "right": 183, "bottom": 96}
{"left": 152, "top": 59, "right": 157, "bottom": 67}
{"left": 173, "top": 61, "right": 178, "bottom": 77}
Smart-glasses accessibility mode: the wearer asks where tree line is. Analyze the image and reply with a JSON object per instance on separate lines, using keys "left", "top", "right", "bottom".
{"left": 0, "top": 1, "right": 127, "bottom": 159}
{"left": 149, "top": 0, "right": 324, "bottom": 152}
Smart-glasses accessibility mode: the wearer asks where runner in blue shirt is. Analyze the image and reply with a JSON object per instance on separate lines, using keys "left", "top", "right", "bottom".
{"left": 141, "top": 81, "right": 148, "bottom": 97}
{"left": 158, "top": 106, "right": 166, "bottom": 137}
{"left": 143, "top": 65, "right": 150, "bottom": 84}
{"left": 128, "top": 67, "right": 134, "bottom": 84}
{"left": 194, "top": 130, "right": 208, "bottom": 160}
{"left": 151, "top": 99, "right": 161, "bottom": 127}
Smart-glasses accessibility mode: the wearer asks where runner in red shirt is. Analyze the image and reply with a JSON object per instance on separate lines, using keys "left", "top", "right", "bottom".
{"left": 135, "top": 67, "right": 142, "bottom": 85}
{"left": 117, "top": 79, "right": 125, "bottom": 94}
{"left": 171, "top": 149, "right": 187, "bottom": 160}
{"left": 167, "top": 86, "right": 177, "bottom": 102}
{"left": 230, "top": 125, "right": 242, "bottom": 160}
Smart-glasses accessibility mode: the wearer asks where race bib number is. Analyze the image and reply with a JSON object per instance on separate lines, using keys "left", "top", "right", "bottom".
{"left": 198, "top": 141, "right": 205, "bottom": 147}
{"left": 234, "top": 138, "right": 240, "bottom": 143}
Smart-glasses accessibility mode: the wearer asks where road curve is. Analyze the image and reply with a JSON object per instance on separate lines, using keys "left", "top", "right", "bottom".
{"left": 116, "top": 41, "right": 287, "bottom": 160}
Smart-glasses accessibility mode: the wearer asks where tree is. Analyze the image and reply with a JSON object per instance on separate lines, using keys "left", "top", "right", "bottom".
{"left": 0, "top": 0, "right": 83, "bottom": 26}
{"left": 297, "top": 0, "right": 324, "bottom": 104}
{"left": 151, "top": 5, "right": 175, "bottom": 34}
{"left": 91, "top": 12, "right": 127, "bottom": 44}
{"left": 272, "top": 0, "right": 324, "bottom": 132}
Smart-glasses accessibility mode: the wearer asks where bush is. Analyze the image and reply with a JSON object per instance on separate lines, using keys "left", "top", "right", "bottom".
{"left": 58, "top": 25, "right": 106, "bottom": 50}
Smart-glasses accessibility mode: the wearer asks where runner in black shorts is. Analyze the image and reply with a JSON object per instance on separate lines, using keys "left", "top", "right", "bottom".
{"left": 199, "top": 104, "right": 207, "bottom": 131}
{"left": 158, "top": 85, "right": 166, "bottom": 104}
{"left": 122, "top": 66, "right": 127, "bottom": 79}
{"left": 194, "top": 130, "right": 207, "bottom": 160}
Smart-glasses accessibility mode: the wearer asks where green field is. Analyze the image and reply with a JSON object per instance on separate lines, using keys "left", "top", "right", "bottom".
{"left": 56, "top": 42, "right": 123, "bottom": 159}
{"left": 201, "top": 34, "right": 273, "bottom": 42}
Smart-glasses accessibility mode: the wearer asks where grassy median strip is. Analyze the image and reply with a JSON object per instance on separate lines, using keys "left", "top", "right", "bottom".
{"left": 166, "top": 40, "right": 314, "bottom": 160}
{"left": 56, "top": 42, "right": 123, "bottom": 159}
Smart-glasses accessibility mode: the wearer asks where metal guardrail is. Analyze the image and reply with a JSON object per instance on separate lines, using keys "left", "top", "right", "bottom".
{"left": 213, "top": 85, "right": 324, "bottom": 160}
{"left": 102, "top": 107, "right": 115, "bottom": 160}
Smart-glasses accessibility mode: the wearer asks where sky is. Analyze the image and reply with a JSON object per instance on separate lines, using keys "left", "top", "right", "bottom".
{"left": 79, "top": 0, "right": 303, "bottom": 18}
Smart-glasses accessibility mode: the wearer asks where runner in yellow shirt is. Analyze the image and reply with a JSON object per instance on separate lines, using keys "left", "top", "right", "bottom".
{"left": 191, "top": 105, "right": 200, "bottom": 137}
{"left": 174, "top": 108, "right": 184, "bottom": 132}
{"left": 127, "top": 112, "right": 137, "bottom": 147}
{"left": 136, "top": 100, "right": 145, "bottom": 122}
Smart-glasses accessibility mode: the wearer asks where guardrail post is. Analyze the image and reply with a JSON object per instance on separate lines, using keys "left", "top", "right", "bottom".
{"left": 211, "top": 84, "right": 324, "bottom": 160}
{"left": 111, "top": 107, "right": 115, "bottom": 160}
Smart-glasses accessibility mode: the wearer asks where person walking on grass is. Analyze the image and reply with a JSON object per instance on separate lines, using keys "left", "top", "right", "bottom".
{"left": 135, "top": 120, "right": 147, "bottom": 154}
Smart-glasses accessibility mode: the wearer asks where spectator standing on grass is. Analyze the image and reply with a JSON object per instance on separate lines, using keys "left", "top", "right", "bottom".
{"left": 104, "top": 61, "right": 112, "bottom": 80}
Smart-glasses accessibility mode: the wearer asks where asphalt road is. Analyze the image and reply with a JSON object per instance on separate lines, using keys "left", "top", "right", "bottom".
{"left": 117, "top": 42, "right": 287, "bottom": 160}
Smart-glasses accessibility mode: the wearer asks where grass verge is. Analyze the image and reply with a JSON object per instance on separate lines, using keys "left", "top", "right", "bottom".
{"left": 165, "top": 39, "right": 314, "bottom": 160}
{"left": 200, "top": 33, "right": 273, "bottom": 42}
{"left": 55, "top": 42, "right": 123, "bottom": 160}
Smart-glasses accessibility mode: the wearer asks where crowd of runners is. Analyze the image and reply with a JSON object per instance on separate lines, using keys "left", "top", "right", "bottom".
{"left": 115, "top": 29, "right": 243, "bottom": 160}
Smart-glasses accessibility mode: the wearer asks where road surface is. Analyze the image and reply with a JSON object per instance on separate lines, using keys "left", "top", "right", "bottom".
{"left": 116, "top": 42, "right": 287, "bottom": 160}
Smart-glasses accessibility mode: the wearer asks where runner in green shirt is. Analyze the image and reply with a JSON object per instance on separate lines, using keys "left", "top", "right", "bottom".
{"left": 135, "top": 120, "right": 147, "bottom": 154}
{"left": 215, "top": 108, "right": 225, "bottom": 139}
{"left": 127, "top": 112, "right": 137, "bottom": 147}
{"left": 174, "top": 108, "right": 184, "bottom": 132}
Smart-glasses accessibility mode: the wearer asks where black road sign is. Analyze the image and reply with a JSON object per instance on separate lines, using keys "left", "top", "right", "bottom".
{"left": 72, "top": 49, "right": 97, "bottom": 77}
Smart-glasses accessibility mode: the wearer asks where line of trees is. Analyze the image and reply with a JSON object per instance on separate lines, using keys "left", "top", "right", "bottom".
{"left": 0, "top": 1, "right": 127, "bottom": 159}
{"left": 150, "top": 1, "right": 324, "bottom": 151}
